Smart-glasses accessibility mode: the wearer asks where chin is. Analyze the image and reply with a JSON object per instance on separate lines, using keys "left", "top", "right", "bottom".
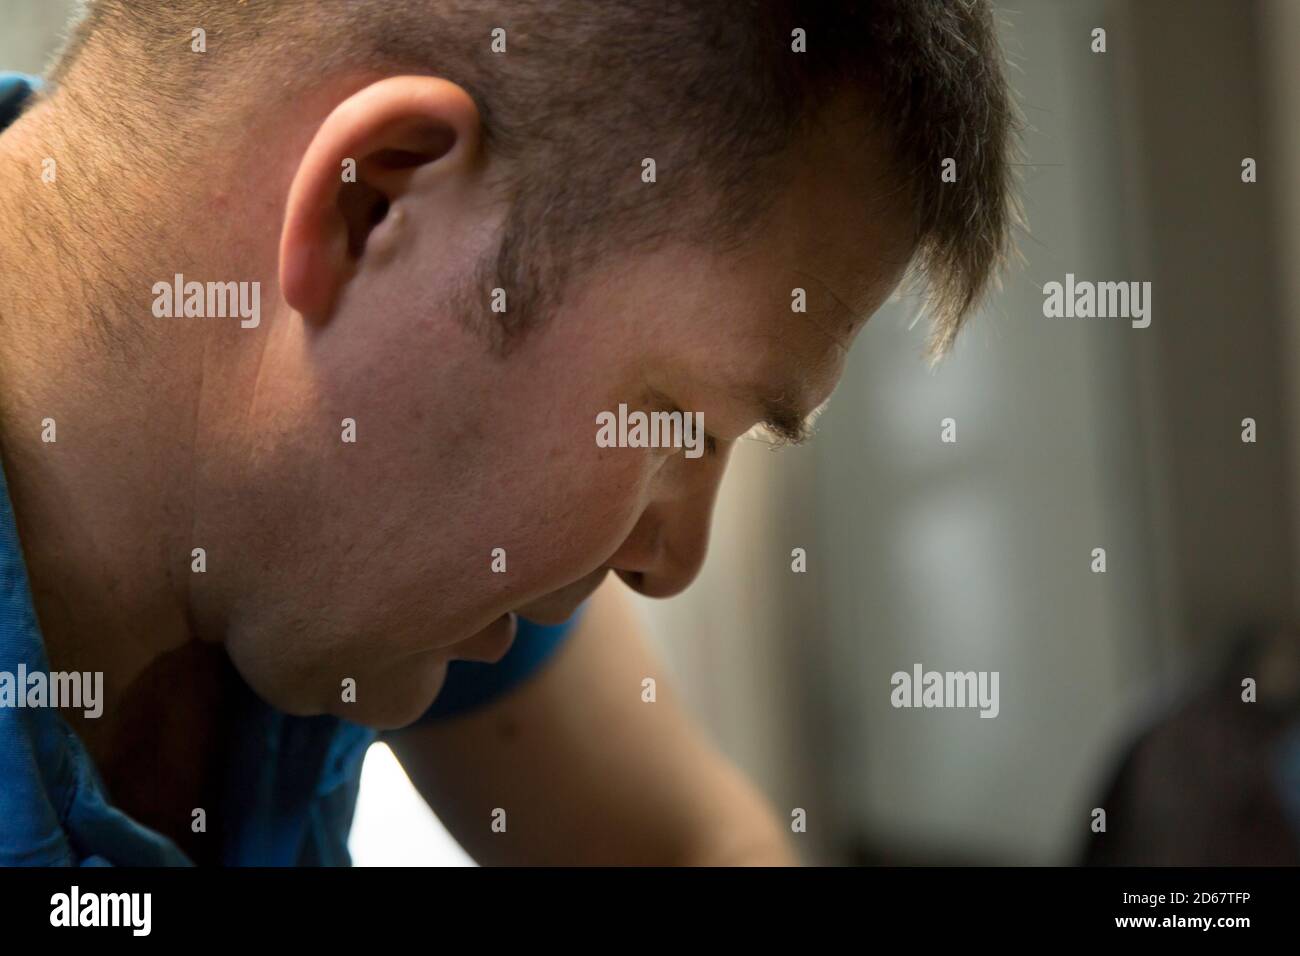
{"left": 331, "top": 659, "right": 451, "bottom": 731}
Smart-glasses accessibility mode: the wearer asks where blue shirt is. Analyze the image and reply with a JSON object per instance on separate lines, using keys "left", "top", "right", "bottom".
{"left": 0, "top": 73, "right": 576, "bottom": 866}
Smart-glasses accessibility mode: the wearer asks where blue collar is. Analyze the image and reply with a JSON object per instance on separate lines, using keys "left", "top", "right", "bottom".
{"left": 0, "top": 458, "right": 192, "bottom": 865}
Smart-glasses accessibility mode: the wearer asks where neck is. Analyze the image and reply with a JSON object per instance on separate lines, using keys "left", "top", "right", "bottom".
{"left": 0, "top": 97, "right": 232, "bottom": 757}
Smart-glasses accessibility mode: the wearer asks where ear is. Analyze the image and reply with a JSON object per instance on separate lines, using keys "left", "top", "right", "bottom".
{"left": 279, "top": 76, "right": 483, "bottom": 321}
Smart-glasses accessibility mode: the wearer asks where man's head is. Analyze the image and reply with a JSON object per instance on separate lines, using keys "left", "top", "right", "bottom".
{"left": 13, "top": 0, "right": 1018, "bottom": 727}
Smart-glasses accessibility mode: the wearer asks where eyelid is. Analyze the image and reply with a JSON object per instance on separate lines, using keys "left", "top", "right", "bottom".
{"left": 644, "top": 383, "right": 719, "bottom": 457}
{"left": 668, "top": 404, "right": 720, "bottom": 458}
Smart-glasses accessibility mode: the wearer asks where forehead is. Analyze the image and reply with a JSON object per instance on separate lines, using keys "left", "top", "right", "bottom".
{"left": 753, "top": 95, "right": 918, "bottom": 337}
{"left": 548, "top": 95, "right": 915, "bottom": 436}
{"left": 676, "top": 102, "right": 918, "bottom": 423}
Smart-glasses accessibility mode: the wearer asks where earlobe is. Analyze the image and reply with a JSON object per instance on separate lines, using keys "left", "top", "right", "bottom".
{"left": 278, "top": 76, "right": 483, "bottom": 323}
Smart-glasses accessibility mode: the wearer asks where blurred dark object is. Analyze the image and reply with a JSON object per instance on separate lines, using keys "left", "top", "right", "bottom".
{"left": 1082, "top": 625, "right": 1300, "bottom": 866}
{"left": 846, "top": 836, "right": 1007, "bottom": 867}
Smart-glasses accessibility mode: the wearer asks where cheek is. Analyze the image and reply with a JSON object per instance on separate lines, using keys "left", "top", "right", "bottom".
{"left": 580, "top": 450, "right": 653, "bottom": 540}
{"left": 507, "top": 445, "right": 655, "bottom": 590}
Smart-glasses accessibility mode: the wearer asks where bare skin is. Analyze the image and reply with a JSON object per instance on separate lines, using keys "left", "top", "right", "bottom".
{"left": 0, "top": 69, "right": 915, "bottom": 862}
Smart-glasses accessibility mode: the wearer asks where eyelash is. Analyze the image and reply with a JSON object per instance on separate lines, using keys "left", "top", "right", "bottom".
{"left": 669, "top": 405, "right": 720, "bottom": 458}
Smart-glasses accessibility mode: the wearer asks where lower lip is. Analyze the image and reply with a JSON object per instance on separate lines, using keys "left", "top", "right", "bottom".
{"left": 484, "top": 611, "right": 518, "bottom": 661}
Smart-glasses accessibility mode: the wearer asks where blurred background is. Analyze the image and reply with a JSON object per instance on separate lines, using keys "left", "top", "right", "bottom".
{"left": 7, "top": 0, "right": 1300, "bottom": 865}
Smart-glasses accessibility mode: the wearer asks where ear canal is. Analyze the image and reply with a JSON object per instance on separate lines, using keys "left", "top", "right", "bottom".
{"left": 336, "top": 124, "right": 457, "bottom": 260}
{"left": 337, "top": 181, "right": 391, "bottom": 259}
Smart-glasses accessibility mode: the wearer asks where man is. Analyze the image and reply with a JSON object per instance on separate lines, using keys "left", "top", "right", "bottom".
{"left": 0, "top": 1, "right": 1018, "bottom": 865}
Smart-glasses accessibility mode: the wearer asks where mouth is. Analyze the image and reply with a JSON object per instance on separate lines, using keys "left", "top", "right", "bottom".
{"left": 447, "top": 569, "right": 606, "bottom": 665}
{"left": 453, "top": 611, "right": 518, "bottom": 664}
{"left": 516, "top": 568, "right": 611, "bottom": 625}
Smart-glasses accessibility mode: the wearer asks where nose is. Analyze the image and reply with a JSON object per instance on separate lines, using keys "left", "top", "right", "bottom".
{"left": 607, "top": 464, "right": 724, "bottom": 600}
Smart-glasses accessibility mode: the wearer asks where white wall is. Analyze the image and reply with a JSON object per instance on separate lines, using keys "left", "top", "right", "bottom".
{"left": 638, "top": 0, "right": 1164, "bottom": 864}
{"left": 0, "top": 0, "right": 74, "bottom": 74}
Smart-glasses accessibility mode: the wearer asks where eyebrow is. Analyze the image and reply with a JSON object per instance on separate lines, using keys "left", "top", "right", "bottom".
{"left": 653, "top": 381, "right": 826, "bottom": 447}
{"left": 753, "top": 390, "right": 826, "bottom": 446}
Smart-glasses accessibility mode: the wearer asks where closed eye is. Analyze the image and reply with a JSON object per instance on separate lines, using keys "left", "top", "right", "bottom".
{"left": 669, "top": 405, "right": 720, "bottom": 458}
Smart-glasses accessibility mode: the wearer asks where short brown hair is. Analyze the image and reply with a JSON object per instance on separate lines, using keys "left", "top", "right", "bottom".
{"left": 53, "top": 0, "right": 1022, "bottom": 356}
